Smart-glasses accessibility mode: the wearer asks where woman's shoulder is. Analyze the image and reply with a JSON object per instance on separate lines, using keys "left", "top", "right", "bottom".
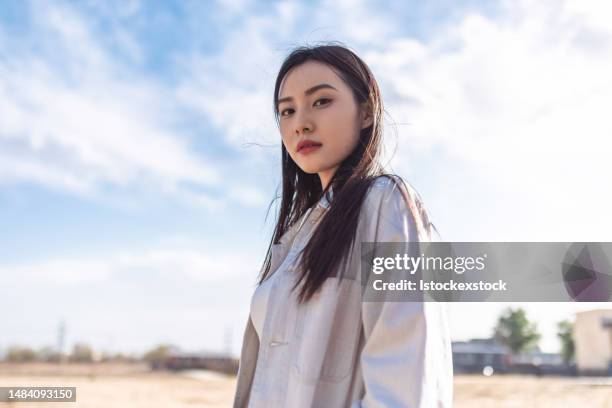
{"left": 362, "top": 173, "right": 435, "bottom": 241}
{"left": 365, "top": 174, "right": 421, "bottom": 208}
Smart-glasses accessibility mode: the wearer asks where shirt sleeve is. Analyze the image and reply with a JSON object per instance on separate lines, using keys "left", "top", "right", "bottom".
{"left": 351, "top": 175, "right": 453, "bottom": 408}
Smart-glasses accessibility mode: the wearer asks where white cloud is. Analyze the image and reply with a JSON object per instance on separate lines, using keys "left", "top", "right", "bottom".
{"left": 0, "top": 258, "right": 114, "bottom": 285}
{"left": 228, "top": 184, "right": 268, "bottom": 206}
{"left": 366, "top": 0, "right": 612, "bottom": 240}
{"left": 0, "top": 2, "right": 285, "bottom": 209}
{"left": 174, "top": 26, "right": 281, "bottom": 153}
{"left": 0, "top": 3, "right": 223, "bottom": 206}
{"left": 115, "top": 247, "right": 259, "bottom": 282}
{"left": 0, "top": 246, "right": 260, "bottom": 287}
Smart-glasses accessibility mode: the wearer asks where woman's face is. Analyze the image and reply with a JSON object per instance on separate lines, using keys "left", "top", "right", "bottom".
{"left": 277, "top": 60, "right": 372, "bottom": 189}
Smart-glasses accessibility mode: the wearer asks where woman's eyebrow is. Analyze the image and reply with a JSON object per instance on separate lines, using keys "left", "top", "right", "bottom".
{"left": 277, "top": 83, "right": 337, "bottom": 108}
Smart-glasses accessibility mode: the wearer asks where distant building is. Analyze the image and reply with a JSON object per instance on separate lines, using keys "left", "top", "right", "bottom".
{"left": 452, "top": 338, "right": 511, "bottom": 374}
{"left": 574, "top": 309, "right": 612, "bottom": 376}
{"left": 509, "top": 348, "right": 573, "bottom": 376}
{"left": 452, "top": 338, "right": 573, "bottom": 376}
{"left": 152, "top": 350, "right": 239, "bottom": 375}
{"left": 511, "top": 349, "right": 564, "bottom": 366}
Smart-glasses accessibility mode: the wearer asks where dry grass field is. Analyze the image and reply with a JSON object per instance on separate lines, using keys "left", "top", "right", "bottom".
{"left": 1, "top": 363, "right": 611, "bottom": 407}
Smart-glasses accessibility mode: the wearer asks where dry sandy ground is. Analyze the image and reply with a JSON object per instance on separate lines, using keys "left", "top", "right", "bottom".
{"left": 453, "top": 374, "right": 612, "bottom": 408}
{"left": 0, "top": 363, "right": 234, "bottom": 408}
{"left": 1, "top": 363, "right": 611, "bottom": 407}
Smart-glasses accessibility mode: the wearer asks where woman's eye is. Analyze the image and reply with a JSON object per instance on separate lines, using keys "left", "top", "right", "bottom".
{"left": 314, "top": 98, "right": 331, "bottom": 107}
{"left": 280, "top": 98, "right": 331, "bottom": 117}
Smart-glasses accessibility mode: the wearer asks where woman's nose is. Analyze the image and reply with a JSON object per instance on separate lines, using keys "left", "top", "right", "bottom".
{"left": 295, "top": 113, "right": 314, "bottom": 135}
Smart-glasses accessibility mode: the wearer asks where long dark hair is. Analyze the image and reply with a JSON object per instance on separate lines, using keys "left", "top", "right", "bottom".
{"left": 258, "top": 42, "right": 398, "bottom": 303}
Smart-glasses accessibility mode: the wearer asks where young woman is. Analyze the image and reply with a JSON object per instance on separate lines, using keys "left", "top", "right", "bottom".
{"left": 233, "top": 43, "right": 453, "bottom": 408}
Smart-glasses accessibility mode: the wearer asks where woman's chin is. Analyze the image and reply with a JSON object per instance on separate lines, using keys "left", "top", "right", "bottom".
{"left": 297, "top": 164, "right": 322, "bottom": 174}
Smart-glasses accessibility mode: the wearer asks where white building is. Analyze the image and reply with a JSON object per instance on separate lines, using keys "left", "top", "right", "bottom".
{"left": 574, "top": 309, "right": 612, "bottom": 375}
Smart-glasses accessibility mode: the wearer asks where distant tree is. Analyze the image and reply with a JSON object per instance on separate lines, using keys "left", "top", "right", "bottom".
{"left": 493, "top": 307, "right": 541, "bottom": 354}
{"left": 38, "top": 346, "right": 61, "bottom": 362}
{"left": 69, "top": 343, "right": 94, "bottom": 363}
{"left": 557, "top": 319, "right": 575, "bottom": 364}
{"left": 142, "top": 344, "right": 175, "bottom": 366}
{"left": 6, "top": 346, "right": 38, "bottom": 362}
{"left": 100, "top": 351, "right": 138, "bottom": 363}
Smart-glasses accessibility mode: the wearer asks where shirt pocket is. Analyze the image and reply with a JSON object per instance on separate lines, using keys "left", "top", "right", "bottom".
{"left": 269, "top": 240, "right": 301, "bottom": 276}
{"left": 292, "top": 277, "right": 362, "bottom": 382}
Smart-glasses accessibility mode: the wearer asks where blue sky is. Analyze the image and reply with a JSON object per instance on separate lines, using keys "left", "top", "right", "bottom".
{"left": 1, "top": 0, "right": 611, "bottom": 357}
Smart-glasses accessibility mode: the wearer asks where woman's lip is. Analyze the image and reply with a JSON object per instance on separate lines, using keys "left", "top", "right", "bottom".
{"left": 298, "top": 144, "right": 322, "bottom": 154}
{"left": 297, "top": 141, "right": 322, "bottom": 151}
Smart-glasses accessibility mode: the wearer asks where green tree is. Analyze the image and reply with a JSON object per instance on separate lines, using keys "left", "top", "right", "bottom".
{"left": 493, "top": 307, "right": 541, "bottom": 354}
{"left": 557, "top": 319, "right": 575, "bottom": 363}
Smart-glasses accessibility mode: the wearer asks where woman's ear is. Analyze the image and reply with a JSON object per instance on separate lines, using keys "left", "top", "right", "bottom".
{"left": 360, "top": 100, "right": 373, "bottom": 129}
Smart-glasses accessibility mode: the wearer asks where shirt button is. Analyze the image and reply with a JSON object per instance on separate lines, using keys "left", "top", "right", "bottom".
{"left": 269, "top": 340, "right": 289, "bottom": 347}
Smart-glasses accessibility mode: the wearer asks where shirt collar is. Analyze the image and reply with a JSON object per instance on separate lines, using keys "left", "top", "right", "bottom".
{"left": 317, "top": 185, "right": 334, "bottom": 209}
